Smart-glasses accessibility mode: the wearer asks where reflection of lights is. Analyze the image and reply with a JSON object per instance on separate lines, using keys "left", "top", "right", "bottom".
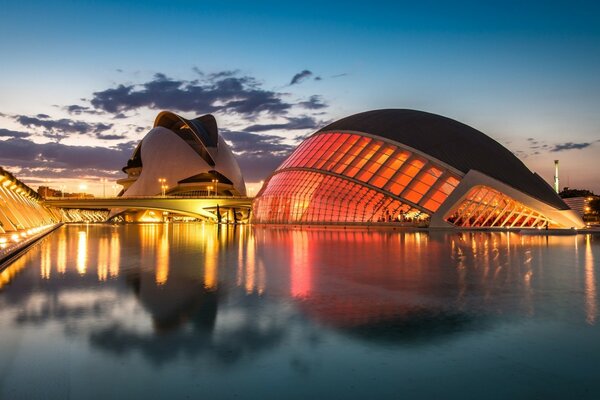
{"left": 585, "top": 234, "right": 597, "bottom": 325}
{"left": 291, "top": 230, "right": 311, "bottom": 298}
{"left": 109, "top": 232, "right": 120, "bottom": 277}
{"left": 40, "top": 243, "right": 51, "bottom": 279}
{"left": 57, "top": 229, "right": 67, "bottom": 274}
{"left": 11, "top": 234, "right": 19, "bottom": 242}
{"left": 155, "top": 226, "right": 169, "bottom": 285}
{"left": 76, "top": 230, "right": 87, "bottom": 275}
{"left": 204, "top": 231, "right": 217, "bottom": 290}
{"left": 97, "top": 237, "right": 108, "bottom": 281}
{"left": 245, "top": 234, "right": 256, "bottom": 294}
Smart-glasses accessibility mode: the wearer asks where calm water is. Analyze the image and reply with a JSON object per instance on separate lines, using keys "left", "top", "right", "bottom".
{"left": 0, "top": 224, "right": 599, "bottom": 399}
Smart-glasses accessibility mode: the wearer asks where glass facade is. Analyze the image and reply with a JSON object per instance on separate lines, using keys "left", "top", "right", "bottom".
{"left": 445, "top": 186, "right": 554, "bottom": 228}
{"left": 253, "top": 132, "right": 461, "bottom": 224}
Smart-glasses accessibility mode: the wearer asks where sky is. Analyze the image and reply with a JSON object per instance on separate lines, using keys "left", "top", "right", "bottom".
{"left": 0, "top": 0, "right": 599, "bottom": 196}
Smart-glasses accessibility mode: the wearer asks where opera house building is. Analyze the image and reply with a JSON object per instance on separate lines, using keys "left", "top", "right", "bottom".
{"left": 114, "top": 111, "right": 246, "bottom": 221}
{"left": 252, "top": 109, "right": 584, "bottom": 229}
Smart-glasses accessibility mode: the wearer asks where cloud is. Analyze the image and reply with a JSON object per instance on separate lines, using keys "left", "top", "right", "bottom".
{"left": 221, "top": 130, "right": 297, "bottom": 181}
{"left": 0, "top": 137, "right": 132, "bottom": 178}
{"left": 64, "top": 104, "right": 103, "bottom": 115}
{"left": 0, "top": 128, "right": 30, "bottom": 139}
{"left": 244, "top": 116, "right": 322, "bottom": 133}
{"left": 14, "top": 114, "right": 113, "bottom": 136}
{"left": 290, "top": 70, "right": 313, "bottom": 85}
{"left": 331, "top": 73, "right": 348, "bottom": 78}
{"left": 89, "top": 72, "right": 293, "bottom": 117}
{"left": 298, "top": 95, "right": 327, "bottom": 110}
{"left": 550, "top": 142, "right": 593, "bottom": 152}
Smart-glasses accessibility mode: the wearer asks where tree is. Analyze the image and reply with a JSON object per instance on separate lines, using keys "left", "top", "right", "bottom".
{"left": 589, "top": 197, "right": 600, "bottom": 215}
{"left": 559, "top": 187, "right": 595, "bottom": 199}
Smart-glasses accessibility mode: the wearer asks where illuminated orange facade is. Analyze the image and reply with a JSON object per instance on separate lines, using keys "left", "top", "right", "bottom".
{"left": 253, "top": 109, "right": 585, "bottom": 229}
{"left": 253, "top": 132, "right": 460, "bottom": 224}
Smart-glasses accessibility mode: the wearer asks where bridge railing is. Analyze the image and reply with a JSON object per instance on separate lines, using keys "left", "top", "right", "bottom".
{"left": 44, "top": 195, "right": 255, "bottom": 200}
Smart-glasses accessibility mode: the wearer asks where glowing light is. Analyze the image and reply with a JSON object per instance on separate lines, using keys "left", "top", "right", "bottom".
{"left": 57, "top": 229, "right": 66, "bottom": 274}
{"left": 155, "top": 226, "right": 169, "bottom": 285}
{"left": 109, "top": 232, "right": 120, "bottom": 277}
{"left": 76, "top": 230, "right": 87, "bottom": 275}
{"left": 585, "top": 235, "right": 597, "bottom": 325}
{"left": 97, "top": 237, "right": 108, "bottom": 281}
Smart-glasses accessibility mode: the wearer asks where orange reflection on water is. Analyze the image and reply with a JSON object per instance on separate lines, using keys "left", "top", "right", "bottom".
{"left": 0, "top": 252, "right": 30, "bottom": 289}
{"left": 76, "top": 230, "right": 87, "bottom": 275}
{"left": 585, "top": 234, "right": 597, "bottom": 325}
{"left": 291, "top": 230, "right": 311, "bottom": 298}
{"left": 155, "top": 225, "right": 169, "bottom": 285}
{"left": 40, "top": 241, "right": 51, "bottom": 279}
{"left": 97, "top": 237, "right": 108, "bottom": 281}
{"left": 57, "top": 229, "right": 66, "bottom": 274}
{"left": 109, "top": 231, "right": 120, "bottom": 277}
{"left": 204, "top": 230, "right": 217, "bottom": 290}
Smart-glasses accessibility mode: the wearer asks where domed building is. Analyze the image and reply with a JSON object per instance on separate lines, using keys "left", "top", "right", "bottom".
{"left": 114, "top": 111, "right": 246, "bottom": 221}
{"left": 252, "top": 109, "right": 583, "bottom": 229}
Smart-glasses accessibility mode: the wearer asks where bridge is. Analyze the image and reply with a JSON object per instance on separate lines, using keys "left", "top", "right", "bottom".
{"left": 43, "top": 196, "right": 254, "bottom": 222}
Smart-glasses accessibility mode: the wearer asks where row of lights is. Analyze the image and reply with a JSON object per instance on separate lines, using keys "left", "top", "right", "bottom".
{"left": 0, "top": 225, "right": 53, "bottom": 248}
{"left": 157, "top": 178, "right": 220, "bottom": 196}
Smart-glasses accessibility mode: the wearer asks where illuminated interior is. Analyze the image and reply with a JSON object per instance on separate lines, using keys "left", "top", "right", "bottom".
{"left": 445, "top": 186, "right": 554, "bottom": 228}
{"left": 253, "top": 132, "right": 461, "bottom": 224}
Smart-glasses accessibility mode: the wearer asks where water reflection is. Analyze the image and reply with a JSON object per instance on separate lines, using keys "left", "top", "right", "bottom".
{"left": 0, "top": 225, "right": 599, "bottom": 398}
{"left": 76, "top": 230, "right": 87, "bottom": 275}
{"left": 585, "top": 234, "right": 597, "bottom": 325}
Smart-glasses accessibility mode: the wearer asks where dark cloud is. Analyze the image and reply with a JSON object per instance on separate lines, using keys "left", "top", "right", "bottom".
{"left": 14, "top": 114, "right": 113, "bottom": 137}
{"left": 65, "top": 104, "right": 103, "bottom": 115}
{"left": 550, "top": 142, "right": 593, "bottom": 152}
{"left": 298, "top": 95, "right": 327, "bottom": 110}
{"left": 96, "top": 133, "right": 127, "bottom": 140}
{"left": 0, "top": 128, "right": 30, "bottom": 139}
{"left": 0, "top": 137, "right": 130, "bottom": 176}
{"left": 244, "top": 116, "right": 321, "bottom": 133}
{"left": 314, "top": 76, "right": 322, "bottom": 81}
{"left": 290, "top": 70, "right": 313, "bottom": 85}
{"left": 331, "top": 73, "right": 348, "bottom": 78}
{"left": 90, "top": 73, "right": 292, "bottom": 117}
{"left": 36, "top": 113, "right": 50, "bottom": 119}
{"left": 222, "top": 130, "right": 296, "bottom": 181}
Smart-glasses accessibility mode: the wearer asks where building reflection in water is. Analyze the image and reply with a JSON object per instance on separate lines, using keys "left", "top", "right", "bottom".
{"left": 585, "top": 234, "right": 597, "bottom": 325}
{"left": 76, "top": 230, "right": 87, "bottom": 275}
{"left": 109, "top": 231, "right": 120, "bottom": 278}
{"left": 97, "top": 237, "right": 108, "bottom": 281}
{"left": 0, "top": 223, "right": 599, "bottom": 366}
{"left": 237, "top": 225, "right": 265, "bottom": 295}
{"left": 57, "top": 228, "right": 67, "bottom": 274}
{"left": 291, "top": 230, "right": 311, "bottom": 298}
{"left": 155, "top": 225, "right": 170, "bottom": 285}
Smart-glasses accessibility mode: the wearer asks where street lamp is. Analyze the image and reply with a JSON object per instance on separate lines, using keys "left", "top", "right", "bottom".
{"left": 208, "top": 186, "right": 213, "bottom": 197}
{"left": 101, "top": 178, "right": 107, "bottom": 197}
{"left": 212, "top": 179, "right": 218, "bottom": 196}
{"left": 158, "top": 178, "right": 167, "bottom": 197}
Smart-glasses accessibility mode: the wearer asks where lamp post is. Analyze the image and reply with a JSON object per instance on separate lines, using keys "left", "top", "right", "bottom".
{"left": 212, "top": 179, "right": 218, "bottom": 197}
{"left": 158, "top": 178, "right": 167, "bottom": 197}
{"left": 101, "top": 178, "right": 107, "bottom": 197}
{"left": 112, "top": 184, "right": 118, "bottom": 197}
{"left": 208, "top": 186, "right": 213, "bottom": 197}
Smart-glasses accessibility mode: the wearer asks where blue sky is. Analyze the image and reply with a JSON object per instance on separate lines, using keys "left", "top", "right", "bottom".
{"left": 0, "top": 0, "right": 599, "bottom": 195}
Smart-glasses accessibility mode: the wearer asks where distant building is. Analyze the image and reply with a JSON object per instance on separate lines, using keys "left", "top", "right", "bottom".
{"left": 563, "top": 196, "right": 599, "bottom": 221}
{"left": 253, "top": 109, "right": 584, "bottom": 229}
{"left": 118, "top": 111, "right": 246, "bottom": 197}
{"left": 37, "top": 186, "right": 94, "bottom": 199}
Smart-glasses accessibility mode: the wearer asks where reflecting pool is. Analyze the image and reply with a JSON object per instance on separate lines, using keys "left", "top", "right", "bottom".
{"left": 1, "top": 224, "right": 599, "bottom": 399}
